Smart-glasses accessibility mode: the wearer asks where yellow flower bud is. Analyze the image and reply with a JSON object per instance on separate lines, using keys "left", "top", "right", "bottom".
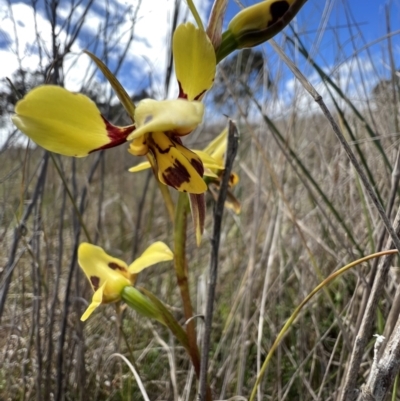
{"left": 217, "top": 0, "right": 307, "bottom": 61}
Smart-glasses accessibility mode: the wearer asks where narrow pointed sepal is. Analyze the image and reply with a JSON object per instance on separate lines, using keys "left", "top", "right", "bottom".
{"left": 173, "top": 22, "right": 216, "bottom": 100}
{"left": 84, "top": 50, "right": 136, "bottom": 120}
{"left": 189, "top": 193, "right": 206, "bottom": 245}
{"left": 12, "top": 85, "right": 134, "bottom": 157}
{"left": 206, "top": 0, "right": 228, "bottom": 50}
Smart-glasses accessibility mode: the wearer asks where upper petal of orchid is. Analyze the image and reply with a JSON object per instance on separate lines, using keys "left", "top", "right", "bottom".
{"left": 128, "top": 242, "right": 173, "bottom": 274}
{"left": 81, "top": 282, "right": 106, "bottom": 321}
{"left": 128, "top": 99, "right": 204, "bottom": 140}
{"left": 78, "top": 243, "right": 132, "bottom": 304}
{"left": 12, "top": 86, "right": 134, "bottom": 157}
{"left": 173, "top": 22, "right": 216, "bottom": 100}
{"left": 148, "top": 132, "right": 207, "bottom": 194}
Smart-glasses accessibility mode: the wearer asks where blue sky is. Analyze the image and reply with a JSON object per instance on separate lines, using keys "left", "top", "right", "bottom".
{"left": 1, "top": 0, "right": 399, "bottom": 87}
{"left": 1, "top": 0, "right": 399, "bottom": 132}
{"left": 223, "top": 0, "right": 400, "bottom": 72}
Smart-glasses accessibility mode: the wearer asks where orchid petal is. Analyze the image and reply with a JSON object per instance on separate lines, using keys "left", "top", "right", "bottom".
{"left": 202, "top": 128, "right": 228, "bottom": 162}
{"left": 128, "top": 99, "right": 204, "bottom": 140}
{"left": 128, "top": 242, "right": 173, "bottom": 274}
{"left": 148, "top": 132, "right": 207, "bottom": 194}
{"left": 173, "top": 22, "right": 216, "bottom": 100}
{"left": 81, "top": 283, "right": 106, "bottom": 321}
{"left": 203, "top": 168, "right": 219, "bottom": 179}
{"left": 12, "top": 86, "right": 134, "bottom": 157}
{"left": 193, "top": 150, "right": 224, "bottom": 171}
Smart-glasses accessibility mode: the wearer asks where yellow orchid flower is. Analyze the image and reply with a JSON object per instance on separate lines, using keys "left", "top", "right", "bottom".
{"left": 130, "top": 128, "right": 241, "bottom": 214}
{"left": 78, "top": 241, "right": 174, "bottom": 321}
{"left": 12, "top": 22, "right": 216, "bottom": 195}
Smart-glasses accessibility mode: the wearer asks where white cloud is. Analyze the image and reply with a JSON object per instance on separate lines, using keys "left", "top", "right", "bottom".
{"left": 0, "top": 0, "right": 211, "bottom": 144}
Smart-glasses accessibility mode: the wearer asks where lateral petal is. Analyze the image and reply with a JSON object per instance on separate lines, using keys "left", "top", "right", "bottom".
{"left": 203, "top": 128, "right": 228, "bottom": 162}
{"left": 128, "top": 99, "right": 204, "bottom": 140}
{"left": 128, "top": 242, "right": 174, "bottom": 274}
{"left": 173, "top": 22, "right": 216, "bottom": 100}
{"left": 128, "top": 160, "right": 151, "bottom": 173}
{"left": 12, "top": 85, "right": 134, "bottom": 157}
{"left": 194, "top": 150, "right": 224, "bottom": 171}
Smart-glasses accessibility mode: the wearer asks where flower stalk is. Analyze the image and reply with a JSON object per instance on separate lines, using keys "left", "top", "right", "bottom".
{"left": 173, "top": 193, "right": 201, "bottom": 374}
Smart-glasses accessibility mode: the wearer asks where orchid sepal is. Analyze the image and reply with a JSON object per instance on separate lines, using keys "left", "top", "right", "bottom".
{"left": 173, "top": 22, "right": 216, "bottom": 101}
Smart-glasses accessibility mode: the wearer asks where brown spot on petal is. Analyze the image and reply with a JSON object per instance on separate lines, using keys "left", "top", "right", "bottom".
{"left": 191, "top": 157, "right": 204, "bottom": 176}
{"left": 177, "top": 81, "right": 188, "bottom": 100}
{"left": 154, "top": 141, "right": 173, "bottom": 154}
{"left": 267, "top": 1, "right": 290, "bottom": 27}
{"left": 163, "top": 159, "right": 191, "bottom": 189}
{"left": 108, "top": 262, "right": 127, "bottom": 272}
{"left": 90, "top": 276, "right": 100, "bottom": 291}
{"left": 194, "top": 89, "right": 207, "bottom": 101}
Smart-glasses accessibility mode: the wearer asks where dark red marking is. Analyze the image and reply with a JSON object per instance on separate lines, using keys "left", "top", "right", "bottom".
{"left": 194, "top": 89, "right": 207, "bottom": 101}
{"left": 191, "top": 157, "right": 204, "bottom": 176}
{"left": 108, "top": 262, "right": 127, "bottom": 272}
{"left": 177, "top": 81, "right": 188, "bottom": 100}
{"left": 154, "top": 141, "right": 173, "bottom": 154}
{"left": 268, "top": 1, "right": 290, "bottom": 27}
{"left": 177, "top": 80, "right": 211, "bottom": 101}
{"left": 162, "top": 159, "right": 191, "bottom": 189}
{"left": 90, "top": 116, "right": 135, "bottom": 153}
{"left": 90, "top": 276, "right": 100, "bottom": 291}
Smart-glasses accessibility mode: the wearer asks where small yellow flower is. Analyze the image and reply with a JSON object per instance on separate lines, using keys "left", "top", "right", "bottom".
{"left": 12, "top": 21, "right": 216, "bottom": 195}
{"left": 78, "top": 241, "right": 173, "bottom": 321}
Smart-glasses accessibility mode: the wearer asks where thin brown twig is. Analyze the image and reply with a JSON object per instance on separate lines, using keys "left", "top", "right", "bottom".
{"left": 199, "top": 120, "right": 239, "bottom": 401}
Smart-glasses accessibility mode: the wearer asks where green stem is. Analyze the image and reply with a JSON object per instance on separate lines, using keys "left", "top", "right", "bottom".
{"left": 174, "top": 193, "right": 212, "bottom": 400}
{"left": 174, "top": 194, "right": 200, "bottom": 370}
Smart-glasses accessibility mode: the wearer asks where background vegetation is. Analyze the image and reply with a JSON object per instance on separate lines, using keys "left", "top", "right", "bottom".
{"left": 1, "top": 1, "right": 400, "bottom": 400}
